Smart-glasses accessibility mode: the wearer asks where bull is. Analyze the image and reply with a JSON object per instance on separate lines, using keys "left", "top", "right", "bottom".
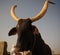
{"left": 8, "top": 0, "right": 55, "bottom": 55}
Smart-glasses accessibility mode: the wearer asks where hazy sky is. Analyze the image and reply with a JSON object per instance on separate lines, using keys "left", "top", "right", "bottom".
{"left": 0, "top": 0, "right": 60, "bottom": 54}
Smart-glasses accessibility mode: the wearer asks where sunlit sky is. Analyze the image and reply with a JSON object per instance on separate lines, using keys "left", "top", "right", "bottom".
{"left": 0, "top": 0, "right": 60, "bottom": 54}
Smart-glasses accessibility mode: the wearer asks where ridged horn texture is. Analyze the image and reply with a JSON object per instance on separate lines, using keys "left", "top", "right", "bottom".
{"left": 31, "top": 0, "right": 48, "bottom": 22}
{"left": 11, "top": 5, "right": 19, "bottom": 22}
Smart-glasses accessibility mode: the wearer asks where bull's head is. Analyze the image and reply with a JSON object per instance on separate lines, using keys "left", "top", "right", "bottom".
{"left": 8, "top": 0, "right": 53, "bottom": 51}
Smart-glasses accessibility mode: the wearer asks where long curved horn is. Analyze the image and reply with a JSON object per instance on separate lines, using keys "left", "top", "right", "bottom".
{"left": 11, "top": 5, "right": 20, "bottom": 22}
{"left": 31, "top": 0, "right": 48, "bottom": 22}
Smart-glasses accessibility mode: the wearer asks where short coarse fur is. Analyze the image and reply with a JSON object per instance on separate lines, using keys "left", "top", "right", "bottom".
{"left": 8, "top": 18, "right": 52, "bottom": 55}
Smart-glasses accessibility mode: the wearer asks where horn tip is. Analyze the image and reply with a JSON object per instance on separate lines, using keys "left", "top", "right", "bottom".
{"left": 12, "top": 4, "right": 17, "bottom": 8}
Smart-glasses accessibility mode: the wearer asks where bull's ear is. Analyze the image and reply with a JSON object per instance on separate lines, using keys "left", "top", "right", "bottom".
{"left": 8, "top": 27, "right": 17, "bottom": 36}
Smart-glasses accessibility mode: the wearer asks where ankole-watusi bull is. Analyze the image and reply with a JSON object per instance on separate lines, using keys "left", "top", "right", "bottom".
{"left": 8, "top": 0, "right": 55, "bottom": 55}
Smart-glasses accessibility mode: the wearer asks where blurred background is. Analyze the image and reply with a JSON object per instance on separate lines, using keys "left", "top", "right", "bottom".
{"left": 0, "top": 0, "right": 60, "bottom": 54}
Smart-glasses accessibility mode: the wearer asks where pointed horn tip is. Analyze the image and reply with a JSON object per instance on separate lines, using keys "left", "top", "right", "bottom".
{"left": 11, "top": 4, "right": 20, "bottom": 22}
{"left": 12, "top": 4, "right": 17, "bottom": 8}
{"left": 31, "top": 0, "right": 48, "bottom": 22}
